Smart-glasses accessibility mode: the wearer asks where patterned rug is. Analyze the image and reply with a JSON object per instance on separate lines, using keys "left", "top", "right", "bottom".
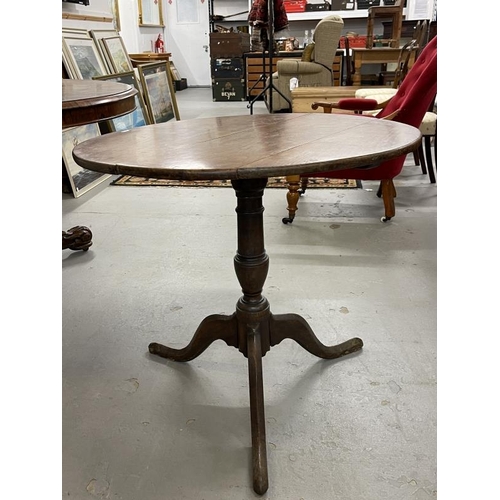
{"left": 111, "top": 176, "right": 362, "bottom": 189}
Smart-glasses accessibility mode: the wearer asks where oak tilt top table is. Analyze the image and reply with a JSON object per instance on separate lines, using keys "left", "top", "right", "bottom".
{"left": 72, "top": 113, "right": 421, "bottom": 495}
{"left": 62, "top": 79, "right": 137, "bottom": 251}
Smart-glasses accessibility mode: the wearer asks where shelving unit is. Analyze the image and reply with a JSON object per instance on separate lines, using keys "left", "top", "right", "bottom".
{"left": 209, "top": 0, "right": 250, "bottom": 33}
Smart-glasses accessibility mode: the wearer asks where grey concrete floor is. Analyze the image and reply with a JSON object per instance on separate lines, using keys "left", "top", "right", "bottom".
{"left": 62, "top": 88, "right": 437, "bottom": 500}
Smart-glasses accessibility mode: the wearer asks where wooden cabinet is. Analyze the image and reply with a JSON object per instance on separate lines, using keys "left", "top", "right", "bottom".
{"left": 244, "top": 50, "right": 343, "bottom": 99}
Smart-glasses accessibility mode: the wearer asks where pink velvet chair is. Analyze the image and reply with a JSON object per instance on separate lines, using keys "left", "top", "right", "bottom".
{"left": 283, "top": 36, "right": 438, "bottom": 224}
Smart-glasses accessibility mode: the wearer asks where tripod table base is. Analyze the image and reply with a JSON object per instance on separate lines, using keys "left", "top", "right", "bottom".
{"left": 149, "top": 309, "right": 362, "bottom": 495}
{"left": 148, "top": 178, "right": 362, "bottom": 495}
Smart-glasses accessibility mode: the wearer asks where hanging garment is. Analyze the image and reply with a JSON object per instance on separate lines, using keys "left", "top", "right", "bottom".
{"left": 248, "top": 0, "right": 289, "bottom": 31}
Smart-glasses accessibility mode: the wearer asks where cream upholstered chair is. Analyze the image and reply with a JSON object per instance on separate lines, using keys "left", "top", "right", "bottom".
{"left": 268, "top": 15, "right": 344, "bottom": 112}
{"left": 417, "top": 104, "right": 437, "bottom": 183}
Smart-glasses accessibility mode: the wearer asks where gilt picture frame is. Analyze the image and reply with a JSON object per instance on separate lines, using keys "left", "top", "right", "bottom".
{"left": 62, "top": 124, "right": 112, "bottom": 198}
{"left": 138, "top": 0, "right": 164, "bottom": 27}
{"left": 89, "top": 29, "right": 120, "bottom": 73}
{"left": 62, "top": 27, "right": 91, "bottom": 39}
{"left": 101, "top": 36, "right": 133, "bottom": 74}
{"left": 94, "top": 71, "right": 151, "bottom": 131}
{"left": 138, "top": 62, "right": 180, "bottom": 123}
{"left": 111, "top": 0, "right": 121, "bottom": 32}
{"left": 62, "top": 37, "right": 108, "bottom": 79}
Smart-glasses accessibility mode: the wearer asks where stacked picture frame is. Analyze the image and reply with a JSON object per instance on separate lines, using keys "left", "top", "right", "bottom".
{"left": 62, "top": 124, "right": 111, "bottom": 198}
{"left": 137, "top": 62, "right": 180, "bottom": 124}
{"left": 94, "top": 70, "right": 151, "bottom": 131}
{"left": 62, "top": 28, "right": 108, "bottom": 79}
{"left": 62, "top": 27, "right": 180, "bottom": 198}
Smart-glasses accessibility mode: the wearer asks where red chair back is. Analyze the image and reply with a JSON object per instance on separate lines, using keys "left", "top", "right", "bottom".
{"left": 377, "top": 36, "right": 437, "bottom": 129}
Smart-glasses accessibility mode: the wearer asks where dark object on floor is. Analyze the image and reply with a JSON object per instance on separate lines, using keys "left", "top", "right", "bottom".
{"left": 174, "top": 78, "right": 188, "bottom": 91}
{"left": 62, "top": 226, "right": 93, "bottom": 251}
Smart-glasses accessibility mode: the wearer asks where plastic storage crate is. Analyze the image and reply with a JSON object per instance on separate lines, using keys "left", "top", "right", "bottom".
{"left": 283, "top": 0, "right": 307, "bottom": 13}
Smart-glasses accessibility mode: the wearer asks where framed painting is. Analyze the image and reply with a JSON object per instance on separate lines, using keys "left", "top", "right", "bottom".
{"left": 169, "top": 61, "right": 181, "bottom": 81}
{"left": 89, "top": 29, "right": 120, "bottom": 73}
{"left": 111, "top": 0, "right": 121, "bottom": 32}
{"left": 62, "top": 49, "right": 78, "bottom": 79}
{"left": 62, "top": 28, "right": 91, "bottom": 39}
{"left": 101, "top": 36, "right": 133, "bottom": 74}
{"left": 62, "top": 124, "right": 112, "bottom": 198}
{"left": 62, "top": 37, "right": 108, "bottom": 79}
{"left": 94, "top": 71, "right": 151, "bottom": 131}
{"left": 138, "top": 62, "right": 180, "bottom": 123}
{"left": 62, "top": 29, "right": 92, "bottom": 78}
{"left": 138, "top": 0, "right": 164, "bottom": 27}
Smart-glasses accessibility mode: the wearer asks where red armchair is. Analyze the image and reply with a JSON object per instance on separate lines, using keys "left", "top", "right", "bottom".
{"left": 283, "top": 36, "right": 438, "bottom": 224}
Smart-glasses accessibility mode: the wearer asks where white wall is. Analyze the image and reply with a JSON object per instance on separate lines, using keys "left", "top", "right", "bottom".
{"left": 61, "top": 0, "right": 164, "bottom": 53}
{"left": 62, "top": 0, "right": 115, "bottom": 31}
{"left": 118, "top": 0, "right": 166, "bottom": 55}
{"left": 62, "top": 0, "right": 434, "bottom": 85}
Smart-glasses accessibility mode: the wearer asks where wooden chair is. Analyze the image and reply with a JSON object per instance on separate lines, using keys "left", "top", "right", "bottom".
{"left": 282, "top": 36, "right": 437, "bottom": 224}
{"left": 366, "top": 0, "right": 405, "bottom": 49}
{"left": 416, "top": 97, "right": 437, "bottom": 183}
{"left": 378, "top": 39, "right": 418, "bottom": 87}
{"left": 413, "top": 19, "right": 429, "bottom": 55}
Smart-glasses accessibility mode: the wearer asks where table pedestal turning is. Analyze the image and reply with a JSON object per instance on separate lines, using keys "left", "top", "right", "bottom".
{"left": 148, "top": 178, "right": 363, "bottom": 495}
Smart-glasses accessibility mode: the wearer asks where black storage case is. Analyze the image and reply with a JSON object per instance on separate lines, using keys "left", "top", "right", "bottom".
{"left": 211, "top": 58, "right": 244, "bottom": 79}
{"left": 175, "top": 78, "right": 188, "bottom": 91}
{"left": 330, "top": 0, "right": 352, "bottom": 9}
{"left": 356, "top": 0, "right": 381, "bottom": 9}
{"left": 212, "top": 78, "right": 246, "bottom": 102}
{"left": 306, "top": 2, "right": 331, "bottom": 11}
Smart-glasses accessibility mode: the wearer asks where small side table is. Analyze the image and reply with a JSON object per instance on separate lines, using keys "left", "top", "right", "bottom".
{"left": 72, "top": 113, "right": 421, "bottom": 494}
{"left": 62, "top": 79, "right": 137, "bottom": 251}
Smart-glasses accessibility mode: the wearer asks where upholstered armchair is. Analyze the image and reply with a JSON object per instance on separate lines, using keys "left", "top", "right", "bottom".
{"left": 268, "top": 15, "right": 344, "bottom": 112}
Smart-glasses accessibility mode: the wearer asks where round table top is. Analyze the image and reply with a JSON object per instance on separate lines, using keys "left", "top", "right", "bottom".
{"left": 72, "top": 113, "right": 421, "bottom": 180}
{"left": 62, "top": 79, "right": 137, "bottom": 129}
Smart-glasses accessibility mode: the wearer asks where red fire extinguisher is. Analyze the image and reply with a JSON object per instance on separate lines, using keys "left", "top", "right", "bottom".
{"left": 155, "top": 34, "right": 164, "bottom": 53}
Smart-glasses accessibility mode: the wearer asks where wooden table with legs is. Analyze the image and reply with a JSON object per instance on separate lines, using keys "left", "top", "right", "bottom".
{"left": 62, "top": 79, "right": 137, "bottom": 251}
{"left": 351, "top": 47, "right": 416, "bottom": 86}
{"left": 72, "top": 113, "right": 421, "bottom": 494}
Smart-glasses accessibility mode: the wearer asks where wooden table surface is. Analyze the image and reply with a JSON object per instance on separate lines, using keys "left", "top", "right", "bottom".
{"left": 72, "top": 113, "right": 421, "bottom": 180}
{"left": 62, "top": 79, "right": 137, "bottom": 129}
